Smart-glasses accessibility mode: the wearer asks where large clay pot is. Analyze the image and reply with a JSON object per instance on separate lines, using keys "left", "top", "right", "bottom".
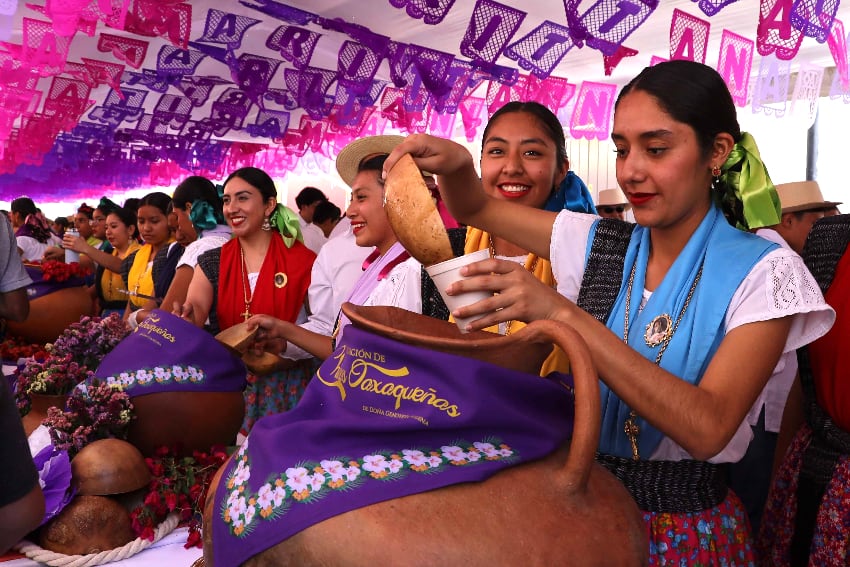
{"left": 7, "top": 266, "right": 93, "bottom": 344}
{"left": 203, "top": 304, "right": 648, "bottom": 566}
{"left": 128, "top": 391, "right": 244, "bottom": 457}
{"left": 22, "top": 393, "right": 68, "bottom": 437}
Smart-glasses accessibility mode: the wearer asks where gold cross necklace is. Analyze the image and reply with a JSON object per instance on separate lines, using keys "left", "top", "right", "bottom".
{"left": 239, "top": 244, "right": 254, "bottom": 321}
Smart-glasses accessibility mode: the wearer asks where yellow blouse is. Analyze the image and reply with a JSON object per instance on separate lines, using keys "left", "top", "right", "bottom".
{"left": 101, "top": 242, "right": 141, "bottom": 302}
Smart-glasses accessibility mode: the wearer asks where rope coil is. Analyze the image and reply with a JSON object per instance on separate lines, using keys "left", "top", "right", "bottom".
{"left": 14, "top": 514, "right": 179, "bottom": 567}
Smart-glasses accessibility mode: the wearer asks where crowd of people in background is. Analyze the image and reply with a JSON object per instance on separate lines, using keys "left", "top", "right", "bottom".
{"left": 4, "top": 59, "right": 850, "bottom": 565}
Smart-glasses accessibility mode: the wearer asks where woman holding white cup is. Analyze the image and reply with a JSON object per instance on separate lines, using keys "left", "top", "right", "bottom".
{"left": 439, "top": 101, "right": 596, "bottom": 374}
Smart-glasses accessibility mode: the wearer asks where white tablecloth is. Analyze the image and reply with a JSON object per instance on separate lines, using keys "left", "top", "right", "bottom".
{"left": 5, "top": 528, "right": 202, "bottom": 566}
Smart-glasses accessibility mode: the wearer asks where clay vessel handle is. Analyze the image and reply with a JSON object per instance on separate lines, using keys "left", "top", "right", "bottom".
{"left": 516, "top": 319, "right": 600, "bottom": 496}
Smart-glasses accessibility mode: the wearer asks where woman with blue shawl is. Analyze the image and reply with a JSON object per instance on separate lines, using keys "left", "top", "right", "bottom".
{"left": 383, "top": 61, "right": 835, "bottom": 565}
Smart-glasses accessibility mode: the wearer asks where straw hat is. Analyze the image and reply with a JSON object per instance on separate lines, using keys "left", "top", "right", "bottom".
{"left": 775, "top": 180, "right": 841, "bottom": 214}
{"left": 335, "top": 135, "right": 406, "bottom": 186}
{"left": 597, "top": 187, "right": 630, "bottom": 208}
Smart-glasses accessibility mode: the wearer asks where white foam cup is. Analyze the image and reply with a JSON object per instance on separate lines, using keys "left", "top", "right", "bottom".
{"left": 425, "top": 249, "right": 493, "bottom": 333}
{"left": 64, "top": 229, "right": 80, "bottom": 263}
{"left": 65, "top": 248, "right": 80, "bottom": 263}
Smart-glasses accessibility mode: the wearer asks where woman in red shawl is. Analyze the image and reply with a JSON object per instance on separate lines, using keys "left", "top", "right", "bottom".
{"left": 181, "top": 167, "right": 317, "bottom": 433}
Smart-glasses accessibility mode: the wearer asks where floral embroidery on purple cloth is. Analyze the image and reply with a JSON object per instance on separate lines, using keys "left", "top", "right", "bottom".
{"left": 221, "top": 436, "right": 519, "bottom": 537}
{"left": 94, "top": 309, "right": 246, "bottom": 397}
{"left": 211, "top": 325, "right": 576, "bottom": 566}
{"left": 102, "top": 364, "right": 206, "bottom": 389}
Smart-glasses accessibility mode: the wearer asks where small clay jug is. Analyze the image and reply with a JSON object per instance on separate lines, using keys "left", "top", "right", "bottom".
{"left": 201, "top": 305, "right": 647, "bottom": 566}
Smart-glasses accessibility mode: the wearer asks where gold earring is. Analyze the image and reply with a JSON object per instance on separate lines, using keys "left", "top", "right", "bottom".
{"left": 711, "top": 165, "right": 721, "bottom": 177}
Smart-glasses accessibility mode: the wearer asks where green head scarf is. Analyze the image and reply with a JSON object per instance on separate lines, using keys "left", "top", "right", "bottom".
{"left": 268, "top": 204, "right": 304, "bottom": 248}
{"left": 717, "top": 132, "right": 782, "bottom": 231}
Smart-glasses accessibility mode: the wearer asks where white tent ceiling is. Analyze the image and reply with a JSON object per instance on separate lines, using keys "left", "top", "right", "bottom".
{"left": 1, "top": 0, "right": 848, "bottom": 203}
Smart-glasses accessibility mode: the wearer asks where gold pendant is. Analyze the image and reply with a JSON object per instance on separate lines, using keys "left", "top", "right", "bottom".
{"left": 624, "top": 411, "right": 641, "bottom": 461}
{"left": 274, "top": 272, "right": 288, "bottom": 288}
{"left": 644, "top": 313, "right": 673, "bottom": 347}
{"left": 241, "top": 307, "right": 252, "bottom": 321}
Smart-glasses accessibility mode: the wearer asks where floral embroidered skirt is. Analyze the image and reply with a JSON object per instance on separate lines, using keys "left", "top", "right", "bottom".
{"left": 757, "top": 424, "right": 850, "bottom": 566}
{"left": 241, "top": 357, "right": 321, "bottom": 434}
{"left": 645, "top": 491, "right": 755, "bottom": 566}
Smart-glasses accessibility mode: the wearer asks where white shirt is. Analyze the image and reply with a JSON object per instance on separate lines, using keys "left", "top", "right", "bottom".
{"left": 298, "top": 215, "right": 327, "bottom": 255}
{"left": 746, "top": 227, "right": 799, "bottom": 434}
{"left": 177, "top": 225, "right": 231, "bottom": 270}
{"left": 283, "top": 219, "right": 372, "bottom": 360}
{"left": 550, "top": 210, "right": 835, "bottom": 463}
{"left": 361, "top": 256, "right": 422, "bottom": 313}
{"left": 16, "top": 233, "right": 61, "bottom": 262}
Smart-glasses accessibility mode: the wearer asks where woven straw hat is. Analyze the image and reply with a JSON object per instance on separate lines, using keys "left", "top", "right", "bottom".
{"left": 597, "top": 187, "right": 630, "bottom": 208}
{"left": 335, "top": 135, "right": 406, "bottom": 187}
{"left": 775, "top": 180, "right": 841, "bottom": 214}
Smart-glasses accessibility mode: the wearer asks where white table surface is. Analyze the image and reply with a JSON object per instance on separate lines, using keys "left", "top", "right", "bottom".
{"left": 4, "top": 528, "right": 202, "bottom": 567}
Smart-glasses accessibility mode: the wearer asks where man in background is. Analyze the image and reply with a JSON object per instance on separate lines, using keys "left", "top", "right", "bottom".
{"left": 769, "top": 180, "right": 841, "bottom": 254}
{"left": 312, "top": 200, "right": 342, "bottom": 238}
{"left": 295, "top": 186, "right": 329, "bottom": 254}
{"left": 596, "top": 187, "right": 631, "bottom": 220}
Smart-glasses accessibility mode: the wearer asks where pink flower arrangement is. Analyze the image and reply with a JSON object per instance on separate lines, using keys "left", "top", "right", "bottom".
{"left": 48, "top": 313, "right": 130, "bottom": 370}
{"left": 15, "top": 354, "right": 94, "bottom": 416}
{"left": 44, "top": 379, "right": 134, "bottom": 458}
{"left": 15, "top": 313, "right": 130, "bottom": 416}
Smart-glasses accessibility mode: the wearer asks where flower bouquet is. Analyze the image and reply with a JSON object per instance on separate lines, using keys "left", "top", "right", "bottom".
{"left": 1, "top": 336, "right": 48, "bottom": 394}
{"left": 26, "top": 259, "right": 91, "bottom": 283}
{"left": 130, "top": 444, "right": 230, "bottom": 548}
{"left": 48, "top": 313, "right": 130, "bottom": 370}
{"left": 15, "top": 354, "right": 94, "bottom": 416}
{"left": 15, "top": 313, "right": 130, "bottom": 418}
{"left": 44, "top": 380, "right": 134, "bottom": 458}
{"left": 0, "top": 335, "right": 49, "bottom": 363}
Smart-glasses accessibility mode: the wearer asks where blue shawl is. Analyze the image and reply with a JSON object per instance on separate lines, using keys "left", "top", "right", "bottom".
{"left": 592, "top": 206, "right": 778, "bottom": 458}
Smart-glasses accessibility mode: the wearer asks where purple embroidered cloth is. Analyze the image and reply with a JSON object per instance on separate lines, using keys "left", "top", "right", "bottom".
{"left": 94, "top": 310, "right": 246, "bottom": 396}
{"left": 212, "top": 325, "right": 575, "bottom": 566}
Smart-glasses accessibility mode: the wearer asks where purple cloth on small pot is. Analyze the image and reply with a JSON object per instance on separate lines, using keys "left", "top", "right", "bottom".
{"left": 24, "top": 265, "right": 86, "bottom": 300}
{"left": 94, "top": 309, "right": 246, "bottom": 396}
{"left": 212, "top": 325, "right": 576, "bottom": 567}
{"left": 32, "top": 444, "right": 74, "bottom": 526}
{"left": 3, "top": 361, "right": 20, "bottom": 393}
